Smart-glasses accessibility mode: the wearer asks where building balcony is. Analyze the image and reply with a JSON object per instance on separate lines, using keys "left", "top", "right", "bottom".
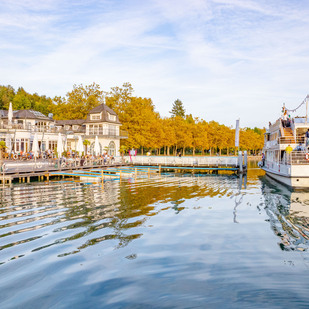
{"left": 85, "top": 129, "right": 128, "bottom": 139}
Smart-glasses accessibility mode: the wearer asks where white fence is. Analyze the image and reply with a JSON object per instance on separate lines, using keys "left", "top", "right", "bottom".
{"left": 119, "top": 155, "right": 240, "bottom": 167}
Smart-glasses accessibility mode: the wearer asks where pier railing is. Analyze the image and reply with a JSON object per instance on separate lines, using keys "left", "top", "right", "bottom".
{"left": 1, "top": 153, "right": 248, "bottom": 180}
{"left": 120, "top": 155, "right": 241, "bottom": 167}
{"left": 1, "top": 157, "right": 120, "bottom": 174}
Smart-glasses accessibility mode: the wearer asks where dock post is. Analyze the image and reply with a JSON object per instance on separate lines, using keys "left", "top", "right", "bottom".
{"left": 238, "top": 151, "right": 243, "bottom": 173}
{"left": 119, "top": 170, "right": 122, "bottom": 182}
{"left": 148, "top": 168, "right": 150, "bottom": 178}
{"left": 244, "top": 151, "right": 248, "bottom": 172}
{"left": 27, "top": 177, "right": 30, "bottom": 183}
{"left": 101, "top": 170, "right": 104, "bottom": 187}
{"left": 159, "top": 165, "right": 161, "bottom": 175}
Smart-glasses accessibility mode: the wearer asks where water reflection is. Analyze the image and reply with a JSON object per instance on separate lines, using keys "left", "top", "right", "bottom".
{"left": 0, "top": 175, "right": 239, "bottom": 264}
{"left": 261, "top": 176, "right": 309, "bottom": 251}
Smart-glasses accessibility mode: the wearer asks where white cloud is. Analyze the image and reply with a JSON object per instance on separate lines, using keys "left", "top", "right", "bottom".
{"left": 1, "top": 0, "right": 309, "bottom": 128}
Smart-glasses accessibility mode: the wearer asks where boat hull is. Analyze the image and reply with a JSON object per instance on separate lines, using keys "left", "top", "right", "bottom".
{"left": 261, "top": 166, "right": 309, "bottom": 189}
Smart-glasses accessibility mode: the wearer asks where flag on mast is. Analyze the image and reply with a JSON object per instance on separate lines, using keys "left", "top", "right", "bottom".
{"left": 235, "top": 119, "right": 240, "bottom": 147}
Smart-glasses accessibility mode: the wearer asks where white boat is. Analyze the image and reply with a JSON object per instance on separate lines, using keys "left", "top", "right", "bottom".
{"left": 260, "top": 95, "right": 309, "bottom": 188}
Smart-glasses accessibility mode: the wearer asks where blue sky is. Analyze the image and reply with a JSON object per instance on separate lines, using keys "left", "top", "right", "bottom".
{"left": 1, "top": 0, "right": 309, "bottom": 127}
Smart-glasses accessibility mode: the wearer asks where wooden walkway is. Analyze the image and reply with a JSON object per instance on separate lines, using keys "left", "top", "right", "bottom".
{"left": 0, "top": 152, "right": 248, "bottom": 185}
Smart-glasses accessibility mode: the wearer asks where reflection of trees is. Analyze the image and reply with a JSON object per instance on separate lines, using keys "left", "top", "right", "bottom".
{"left": 57, "top": 175, "right": 236, "bottom": 255}
{"left": 0, "top": 175, "right": 238, "bottom": 260}
{"left": 261, "top": 176, "right": 309, "bottom": 251}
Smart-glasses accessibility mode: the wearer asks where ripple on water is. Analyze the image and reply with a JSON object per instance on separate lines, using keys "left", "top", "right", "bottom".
{"left": 1, "top": 173, "right": 309, "bottom": 308}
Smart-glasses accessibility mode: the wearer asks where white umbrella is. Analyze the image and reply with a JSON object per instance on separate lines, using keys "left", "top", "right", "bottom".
{"left": 32, "top": 133, "right": 39, "bottom": 157}
{"left": 57, "top": 133, "right": 64, "bottom": 157}
{"left": 8, "top": 102, "right": 13, "bottom": 125}
{"left": 45, "top": 137, "right": 49, "bottom": 150}
{"left": 94, "top": 136, "right": 100, "bottom": 156}
{"left": 5, "top": 134, "right": 12, "bottom": 153}
{"left": 77, "top": 136, "right": 84, "bottom": 154}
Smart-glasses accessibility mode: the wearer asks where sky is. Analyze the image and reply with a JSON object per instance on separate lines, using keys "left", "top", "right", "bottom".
{"left": 1, "top": 0, "right": 309, "bottom": 128}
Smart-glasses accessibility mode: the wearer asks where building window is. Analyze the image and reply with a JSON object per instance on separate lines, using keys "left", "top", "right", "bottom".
{"left": 108, "top": 141, "right": 116, "bottom": 156}
{"left": 108, "top": 113, "right": 116, "bottom": 121}
{"left": 91, "top": 114, "right": 101, "bottom": 120}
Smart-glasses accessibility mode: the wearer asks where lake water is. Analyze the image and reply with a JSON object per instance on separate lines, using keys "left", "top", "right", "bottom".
{"left": 1, "top": 165, "right": 309, "bottom": 308}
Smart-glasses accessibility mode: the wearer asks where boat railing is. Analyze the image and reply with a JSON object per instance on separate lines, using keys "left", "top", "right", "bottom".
{"left": 282, "top": 151, "right": 309, "bottom": 165}
{"left": 279, "top": 136, "right": 307, "bottom": 145}
{"left": 296, "top": 136, "right": 306, "bottom": 144}
{"left": 278, "top": 137, "right": 296, "bottom": 144}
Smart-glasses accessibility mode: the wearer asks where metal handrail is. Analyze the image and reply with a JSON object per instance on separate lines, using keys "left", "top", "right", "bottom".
{"left": 281, "top": 151, "right": 309, "bottom": 165}
{"left": 278, "top": 136, "right": 306, "bottom": 144}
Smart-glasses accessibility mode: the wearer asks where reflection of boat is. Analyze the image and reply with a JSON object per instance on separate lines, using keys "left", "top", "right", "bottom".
{"left": 259, "top": 95, "right": 309, "bottom": 188}
{"left": 261, "top": 175, "right": 309, "bottom": 251}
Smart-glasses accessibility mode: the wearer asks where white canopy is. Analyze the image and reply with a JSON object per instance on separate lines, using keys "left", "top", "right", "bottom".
{"left": 77, "top": 136, "right": 84, "bottom": 155}
{"left": 8, "top": 102, "right": 13, "bottom": 125}
{"left": 5, "top": 134, "right": 12, "bottom": 153}
{"left": 45, "top": 137, "right": 49, "bottom": 151}
{"left": 94, "top": 136, "right": 100, "bottom": 156}
{"left": 57, "top": 133, "right": 64, "bottom": 157}
{"left": 32, "top": 133, "right": 39, "bottom": 157}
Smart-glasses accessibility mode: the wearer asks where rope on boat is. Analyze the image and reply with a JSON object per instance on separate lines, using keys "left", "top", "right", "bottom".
{"left": 284, "top": 94, "right": 309, "bottom": 112}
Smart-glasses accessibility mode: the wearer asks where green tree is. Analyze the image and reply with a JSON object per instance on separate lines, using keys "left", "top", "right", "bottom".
{"left": 0, "top": 85, "right": 15, "bottom": 109}
{"left": 83, "top": 139, "right": 91, "bottom": 154}
{"left": 0, "top": 141, "right": 6, "bottom": 168}
{"left": 170, "top": 99, "right": 185, "bottom": 118}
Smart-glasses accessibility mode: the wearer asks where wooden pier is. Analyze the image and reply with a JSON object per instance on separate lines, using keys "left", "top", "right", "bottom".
{"left": 0, "top": 161, "right": 127, "bottom": 185}
{"left": 0, "top": 152, "right": 248, "bottom": 185}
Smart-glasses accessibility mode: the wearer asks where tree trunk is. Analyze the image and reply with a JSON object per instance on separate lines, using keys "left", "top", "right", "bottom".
{"left": 141, "top": 147, "right": 144, "bottom": 155}
{"left": 167, "top": 146, "right": 170, "bottom": 156}
{"left": 182, "top": 148, "right": 185, "bottom": 156}
{"left": 193, "top": 148, "right": 195, "bottom": 156}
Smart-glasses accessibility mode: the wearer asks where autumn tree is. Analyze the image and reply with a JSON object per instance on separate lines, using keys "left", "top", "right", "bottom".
{"left": 52, "top": 83, "right": 104, "bottom": 120}
{"left": 105, "top": 82, "right": 133, "bottom": 117}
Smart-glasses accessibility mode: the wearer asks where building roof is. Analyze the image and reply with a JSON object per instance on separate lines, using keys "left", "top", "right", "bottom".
{"left": 55, "top": 119, "right": 85, "bottom": 126}
{"left": 85, "top": 104, "right": 121, "bottom": 124}
{"left": 89, "top": 104, "right": 117, "bottom": 115}
{"left": 0, "top": 109, "right": 51, "bottom": 120}
{"left": 0, "top": 104, "right": 121, "bottom": 124}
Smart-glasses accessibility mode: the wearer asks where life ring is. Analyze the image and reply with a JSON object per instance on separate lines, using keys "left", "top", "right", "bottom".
{"left": 42, "top": 155, "right": 47, "bottom": 159}
{"left": 306, "top": 153, "right": 309, "bottom": 161}
{"left": 1, "top": 163, "right": 6, "bottom": 172}
{"left": 13, "top": 154, "right": 18, "bottom": 160}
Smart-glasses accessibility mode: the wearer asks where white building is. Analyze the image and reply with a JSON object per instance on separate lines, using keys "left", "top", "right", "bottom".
{"left": 0, "top": 104, "right": 127, "bottom": 156}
